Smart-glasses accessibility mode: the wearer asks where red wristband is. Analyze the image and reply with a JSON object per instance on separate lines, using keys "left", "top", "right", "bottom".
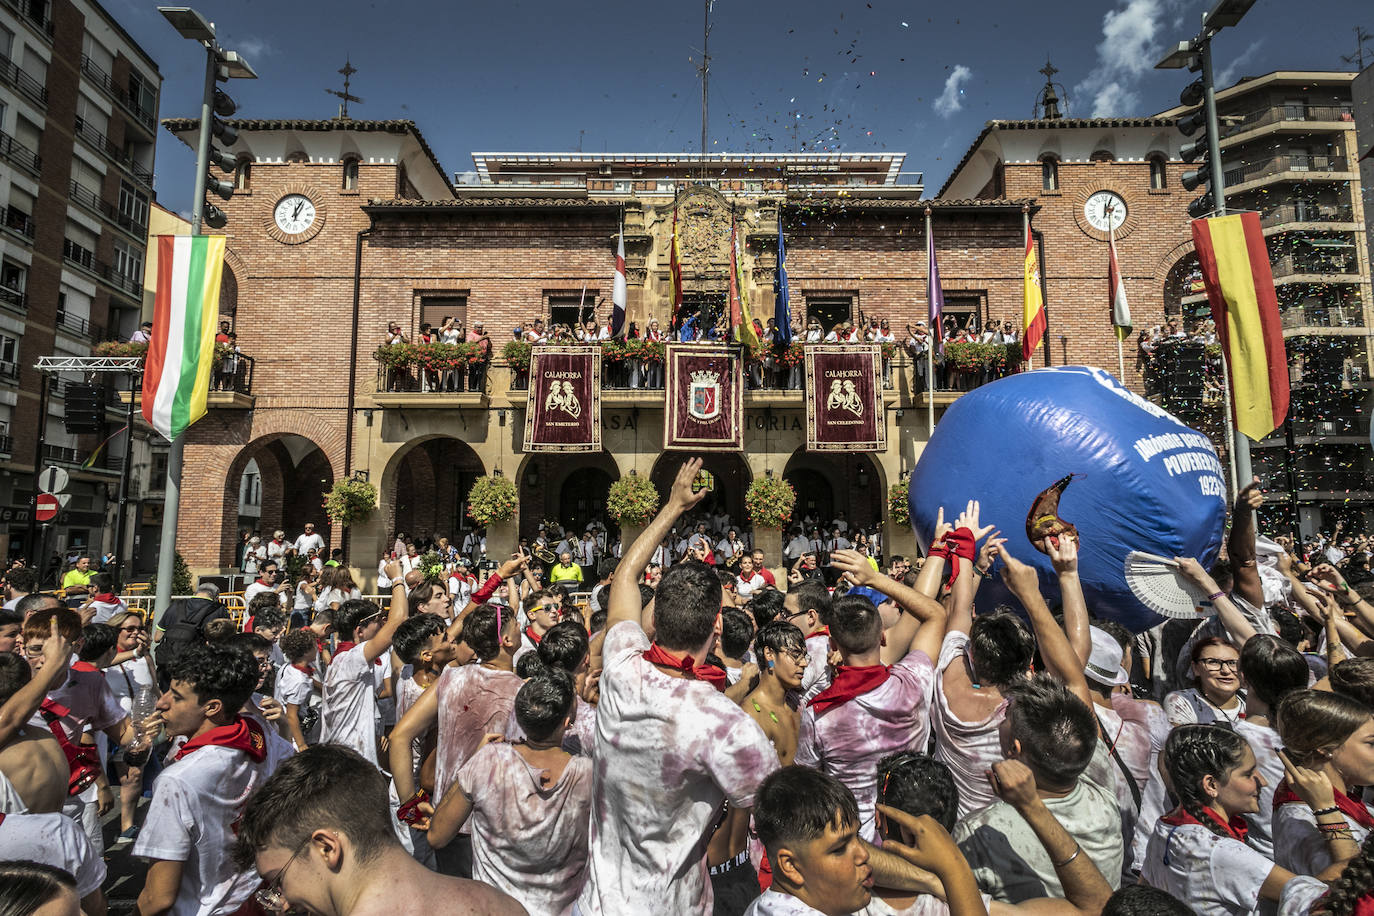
{"left": 472, "top": 573, "right": 504, "bottom": 605}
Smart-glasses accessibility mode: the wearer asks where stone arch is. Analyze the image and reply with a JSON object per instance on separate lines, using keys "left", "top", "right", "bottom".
{"left": 516, "top": 451, "right": 620, "bottom": 538}
{"left": 783, "top": 448, "right": 886, "bottom": 533}
{"left": 378, "top": 436, "right": 485, "bottom": 547}
{"left": 222, "top": 433, "right": 336, "bottom": 566}
{"left": 649, "top": 453, "right": 752, "bottom": 530}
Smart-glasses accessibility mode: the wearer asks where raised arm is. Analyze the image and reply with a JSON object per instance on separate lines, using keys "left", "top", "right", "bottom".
{"left": 998, "top": 547, "right": 1091, "bottom": 709}
{"left": 363, "top": 565, "right": 409, "bottom": 665}
{"left": 871, "top": 807, "right": 988, "bottom": 916}
{"left": 447, "top": 554, "right": 529, "bottom": 643}
{"left": 608, "top": 458, "right": 706, "bottom": 632}
{"left": 389, "top": 684, "right": 439, "bottom": 802}
{"left": 913, "top": 507, "right": 952, "bottom": 600}
{"left": 0, "top": 618, "right": 72, "bottom": 746}
{"left": 1042, "top": 537, "right": 1090, "bottom": 668}
{"left": 1228, "top": 482, "right": 1265, "bottom": 610}
{"left": 831, "top": 549, "right": 945, "bottom": 664}
{"left": 1175, "top": 557, "right": 1258, "bottom": 647}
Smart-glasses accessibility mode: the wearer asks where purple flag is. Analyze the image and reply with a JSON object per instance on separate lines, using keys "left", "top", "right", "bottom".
{"left": 927, "top": 221, "right": 945, "bottom": 355}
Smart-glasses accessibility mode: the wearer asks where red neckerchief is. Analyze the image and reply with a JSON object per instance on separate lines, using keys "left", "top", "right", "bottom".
{"left": 808, "top": 664, "right": 892, "bottom": 715}
{"left": 254, "top": 578, "right": 270, "bottom": 588}
{"left": 271, "top": 538, "right": 283, "bottom": 546}
{"left": 808, "top": 626, "right": 830, "bottom": 640}
{"left": 1159, "top": 804, "right": 1249, "bottom": 842}
{"left": 70, "top": 661, "right": 99, "bottom": 673}
{"left": 90, "top": 592, "right": 117, "bottom": 604}
{"left": 1273, "top": 780, "right": 1374, "bottom": 829}
{"left": 173, "top": 716, "right": 267, "bottom": 763}
{"left": 292, "top": 663, "right": 316, "bottom": 677}
{"left": 927, "top": 527, "right": 976, "bottom": 588}
{"left": 641, "top": 643, "right": 727, "bottom": 691}
{"left": 525, "top": 626, "right": 543, "bottom": 646}
{"left": 335, "top": 641, "right": 383, "bottom": 666}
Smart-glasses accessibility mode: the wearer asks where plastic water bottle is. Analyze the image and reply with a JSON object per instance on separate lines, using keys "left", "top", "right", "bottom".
{"left": 129, "top": 684, "right": 157, "bottom": 753}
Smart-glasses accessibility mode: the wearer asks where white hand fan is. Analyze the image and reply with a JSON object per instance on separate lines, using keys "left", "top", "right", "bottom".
{"left": 1124, "top": 551, "right": 1215, "bottom": 620}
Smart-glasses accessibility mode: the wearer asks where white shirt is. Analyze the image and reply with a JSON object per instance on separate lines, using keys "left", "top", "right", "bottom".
{"left": 275, "top": 664, "right": 320, "bottom": 748}
{"left": 931, "top": 632, "right": 1007, "bottom": 819}
{"left": 735, "top": 572, "right": 766, "bottom": 598}
{"left": 0, "top": 811, "right": 105, "bottom": 898}
{"left": 87, "top": 597, "right": 128, "bottom": 624}
{"left": 321, "top": 645, "right": 381, "bottom": 766}
{"left": 243, "top": 580, "right": 277, "bottom": 606}
{"left": 294, "top": 532, "right": 325, "bottom": 555}
{"left": 105, "top": 657, "right": 157, "bottom": 717}
{"left": 577, "top": 622, "right": 778, "bottom": 915}
{"left": 1275, "top": 794, "right": 1374, "bottom": 877}
{"left": 744, "top": 890, "right": 829, "bottom": 916}
{"left": 133, "top": 738, "right": 293, "bottom": 916}
{"left": 265, "top": 539, "right": 288, "bottom": 561}
{"left": 1141, "top": 818, "right": 1276, "bottom": 916}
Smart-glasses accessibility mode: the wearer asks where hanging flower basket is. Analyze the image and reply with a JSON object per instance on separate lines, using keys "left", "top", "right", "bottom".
{"left": 888, "top": 478, "right": 910, "bottom": 528}
{"left": 503, "top": 340, "right": 532, "bottom": 371}
{"left": 745, "top": 475, "right": 797, "bottom": 529}
{"left": 606, "top": 473, "right": 660, "bottom": 527}
{"left": 322, "top": 477, "right": 377, "bottom": 527}
{"left": 467, "top": 474, "right": 517, "bottom": 527}
{"left": 94, "top": 341, "right": 148, "bottom": 359}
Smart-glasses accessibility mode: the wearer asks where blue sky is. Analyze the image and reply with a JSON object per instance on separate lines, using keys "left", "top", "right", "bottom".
{"left": 108, "top": 0, "right": 1367, "bottom": 213}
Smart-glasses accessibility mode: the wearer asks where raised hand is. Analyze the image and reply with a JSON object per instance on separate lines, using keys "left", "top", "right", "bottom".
{"left": 1044, "top": 534, "right": 1079, "bottom": 575}
{"left": 1237, "top": 481, "right": 1263, "bottom": 512}
{"left": 995, "top": 546, "right": 1040, "bottom": 598}
{"left": 931, "top": 507, "right": 952, "bottom": 547}
{"left": 1173, "top": 556, "right": 1221, "bottom": 595}
{"left": 669, "top": 458, "right": 709, "bottom": 513}
{"left": 953, "top": 500, "right": 994, "bottom": 541}
{"left": 1279, "top": 749, "right": 1336, "bottom": 812}
{"left": 830, "top": 548, "right": 878, "bottom": 587}
{"left": 874, "top": 805, "right": 968, "bottom": 877}
{"left": 496, "top": 553, "right": 529, "bottom": 580}
{"left": 988, "top": 759, "right": 1040, "bottom": 811}
{"left": 975, "top": 533, "right": 1006, "bottom": 576}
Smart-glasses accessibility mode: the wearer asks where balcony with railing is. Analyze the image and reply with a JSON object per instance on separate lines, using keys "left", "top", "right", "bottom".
{"left": 1227, "top": 104, "right": 1355, "bottom": 135}
{"left": 112, "top": 348, "right": 254, "bottom": 408}
{"left": 1224, "top": 155, "right": 1353, "bottom": 191}
{"left": 72, "top": 116, "right": 153, "bottom": 187}
{"left": 467, "top": 171, "right": 925, "bottom": 198}
{"left": 0, "top": 130, "right": 41, "bottom": 175}
{"left": 0, "top": 435, "right": 12, "bottom": 456}
{"left": 2, "top": 206, "right": 34, "bottom": 240}
{"left": 0, "top": 0, "right": 55, "bottom": 39}
{"left": 55, "top": 310, "right": 105, "bottom": 340}
{"left": 68, "top": 180, "right": 148, "bottom": 240}
{"left": 1270, "top": 252, "right": 1362, "bottom": 282}
{"left": 0, "top": 359, "right": 18, "bottom": 382}
{"left": 1260, "top": 203, "right": 1356, "bottom": 229}
{"left": 0, "top": 52, "right": 46, "bottom": 107}
{"left": 1280, "top": 302, "right": 1365, "bottom": 331}
{"left": 78, "top": 55, "right": 157, "bottom": 135}
{"left": 0, "top": 286, "right": 25, "bottom": 314}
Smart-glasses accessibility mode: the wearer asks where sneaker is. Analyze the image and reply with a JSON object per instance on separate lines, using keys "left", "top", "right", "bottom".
{"left": 113, "top": 826, "right": 139, "bottom": 846}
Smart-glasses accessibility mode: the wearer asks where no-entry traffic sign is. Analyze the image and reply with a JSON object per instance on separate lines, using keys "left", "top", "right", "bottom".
{"left": 35, "top": 493, "right": 59, "bottom": 522}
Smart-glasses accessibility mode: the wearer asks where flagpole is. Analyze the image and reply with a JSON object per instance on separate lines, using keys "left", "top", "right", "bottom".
{"left": 1116, "top": 336, "right": 1125, "bottom": 381}
{"left": 924, "top": 208, "right": 935, "bottom": 437}
{"left": 1111, "top": 221, "right": 1126, "bottom": 381}
{"left": 154, "top": 41, "right": 217, "bottom": 626}
{"left": 1221, "top": 356, "right": 1240, "bottom": 502}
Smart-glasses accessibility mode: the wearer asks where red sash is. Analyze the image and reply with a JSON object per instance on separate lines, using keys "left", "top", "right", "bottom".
{"left": 70, "top": 661, "right": 99, "bottom": 673}
{"left": 641, "top": 643, "right": 727, "bottom": 691}
{"left": 1272, "top": 780, "right": 1374, "bottom": 829}
{"left": 174, "top": 716, "right": 267, "bottom": 763}
{"left": 808, "top": 664, "right": 891, "bottom": 715}
{"left": 291, "top": 664, "right": 316, "bottom": 677}
{"left": 927, "top": 527, "right": 976, "bottom": 588}
{"left": 1159, "top": 804, "right": 1248, "bottom": 843}
{"left": 335, "top": 642, "right": 383, "bottom": 666}
{"left": 525, "top": 626, "right": 543, "bottom": 646}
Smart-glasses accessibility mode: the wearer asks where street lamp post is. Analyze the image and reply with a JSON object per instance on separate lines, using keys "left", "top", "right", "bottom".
{"left": 153, "top": 7, "right": 255, "bottom": 625}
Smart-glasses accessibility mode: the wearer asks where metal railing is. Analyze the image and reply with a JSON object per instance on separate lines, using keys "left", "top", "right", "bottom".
{"left": 1230, "top": 104, "right": 1355, "bottom": 132}
{"left": 73, "top": 117, "right": 153, "bottom": 187}
{"left": 1260, "top": 204, "right": 1355, "bottom": 227}
{"left": 2, "top": 206, "right": 34, "bottom": 239}
{"left": 0, "top": 0, "right": 55, "bottom": 39}
{"left": 477, "top": 172, "right": 923, "bottom": 195}
{"left": 0, "top": 52, "right": 47, "bottom": 106}
{"left": 0, "top": 435, "right": 12, "bottom": 455}
{"left": 0, "top": 286, "right": 25, "bottom": 313}
{"left": 1291, "top": 470, "right": 1374, "bottom": 493}
{"left": 1271, "top": 253, "right": 1360, "bottom": 279}
{"left": 68, "top": 180, "right": 148, "bottom": 238}
{"left": 42, "top": 445, "right": 80, "bottom": 465}
{"left": 0, "top": 360, "right": 18, "bottom": 381}
{"left": 213, "top": 352, "right": 254, "bottom": 394}
{"left": 1226, "top": 155, "right": 1352, "bottom": 187}
{"left": 0, "top": 129, "right": 41, "bottom": 175}
{"left": 79, "top": 55, "right": 157, "bottom": 133}
{"left": 55, "top": 310, "right": 104, "bottom": 340}
{"left": 1280, "top": 303, "right": 1364, "bottom": 329}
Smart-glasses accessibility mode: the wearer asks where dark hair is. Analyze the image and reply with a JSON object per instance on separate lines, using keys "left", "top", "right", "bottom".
{"left": 251, "top": 606, "right": 288, "bottom": 635}
{"left": 1093, "top": 618, "right": 1132, "bottom": 654}
{"left": 0, "top": 609, "right": 18, "bottom": 630}
{"left": 652, "top": 561, "right": 721, "bottom": 652}
{"left": 408, "top": 579, "right": 446, "bottom": 611}
{"left": 278, "top": 629, "right": 316, "bottom": 664}
{"left": 1005, "top": 674, "right": 1098, "bottom": 789}
{"left": 522, "top": 589, "right": 553, "bottom": 614}
{"left": 538, "top": 620, "right": 589, "bottom": 673}
{"left": 1322, "top": 830, "right": 1374, "bottom": 916}
{"left": 1209, "top": 558, "right": 1234, "bottom": 594}
{"left": 90, "top": 572, "right": 113, "bottom": 595}
{"left": 312, "top": 606, "right": 335, "bottom": 630}
{"left": 393, "top": 614, "right": 446, "bottom": 667}
{"left": 1188, "top": 636, "right": 1239, "bottom": 686}
{"left": 1101, "top": 884, "right": 1193, "bottom": 916}
{"left": 514, "top": 670, "right": 575, "bottom": 742}
{"left": 247, "top": 592, "right": 282, "bottom": 621}
{"left": 1271, "top": 607, "right": 1317, "bottom": 650}
{"left": 597, "top": 559, "right": 616, "bottom": 581}
{"left": 233, "top": 745, "right": 398, "bottom": 871}
{"left": 167, "top": 643, "right": 260, "bottom": 713}
{"left": 1277, "top": 690, "right": 1373, "bottom": 770}
{"left": 0, "top": 861, "right": 77, "bottom": 916}
{"left": 754, "top": 766, "right": 860, "bottom": 858}
{"left": 559, "top": 606, "right": 585, "bottom": 629}
{"left": 788, "top": 579, "right": 832, "bottom": 625}
{"left": 721, "top": 608, "right": 755, "bottom": 660}
{"left": 828, "top": 594, "right": 883, "bottom": 654}
{"left": 228, "top": 632, "right": 272, "bottom": 655}
{"left": 1330, "top": 658, "right": 1374, "bottom": 709}
{"left": 588, "top": 609, "right": 608, "bottom": 635}
{"left": 14, "top": 594, "right": 58, "bottom": 620}
{"left": 1239, "top": 634, "right": 1308, "bottom": 711}
{"left": 335, "top": 599, "right": 381, "bottom": 643}
{"left": 876, "top": 752, "right": 959, "bottom": 832}
{"left": 463, "top": 606, "right": 514, "bottom": 662}
{"left": 637, "top": 585, "right": 655, "bottom": 609}
{"left": 968, "top": 611, "right": 1035, "bottom": 688}
{"left": 0, "top": 653, "right": 31, "bottom": 705}
{"left": 748, "top": 587, "right": 784, "bottom": 627}
{"left": 78, "top": 623, "right": 117, "bottom": 662}
{"left": 21, "top": 607, "right": 81, "bottom": 643}
{"left": 515, "top": 652, "right": 546, "bottom": 679}
{"left": 1163, "top": 724, "right": 1250, "bottom": 838}
{"left": 3, "top": 567, "right": 37, "bottom": 594}
{"left": 753, "top": 620, "right": 805, "bottom": 668}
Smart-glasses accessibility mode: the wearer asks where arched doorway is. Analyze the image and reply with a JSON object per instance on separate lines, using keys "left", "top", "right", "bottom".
{"left": 517, "top": 452, "right": 619, "bottom": 538}
{"left": 226, "top": 433, "right": 335, "bottom": 562}
{"left": 649, "top": 452, "right": 751, "bottom": 531}
{"left": 385, "top": 437, "right": 485, "bottom": 546}
{"left": 783, "top": 449, "right": 883, "bottom": 533}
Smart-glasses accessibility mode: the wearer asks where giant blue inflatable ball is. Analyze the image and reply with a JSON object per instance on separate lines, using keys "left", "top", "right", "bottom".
{"left": 907, "top": 366, "right": 1227, "bottom": 632}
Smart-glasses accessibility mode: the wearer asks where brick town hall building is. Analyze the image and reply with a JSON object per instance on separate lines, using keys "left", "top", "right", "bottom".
{"left": 158, "top": 108, "right": 1240, "bottom": 583}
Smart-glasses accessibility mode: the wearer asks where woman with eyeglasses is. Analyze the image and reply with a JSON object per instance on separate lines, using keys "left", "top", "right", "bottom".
{"left": 104, "top": 609, "right": 157, "bottom": 844}
{"left": 1164, "top": 637, "right": 1246, "bottom": 727}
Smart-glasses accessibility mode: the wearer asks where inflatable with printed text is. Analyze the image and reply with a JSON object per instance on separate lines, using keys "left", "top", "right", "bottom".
{"left": 908, "top": 366, "right": 1227, "bottom": 632}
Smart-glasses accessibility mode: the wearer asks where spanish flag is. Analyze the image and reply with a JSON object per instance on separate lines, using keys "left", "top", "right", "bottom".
{"left": 1022, "top": 222, "right": 1046, "bottom": 361}
{"left": 669, "top": 203, "right": 683, "bottom": 328}
{"left": 1191, "top": 212, "right": 1288, "bottom": 441}
{"left": 728, "top": 218, "right": 760, "bottom": 349}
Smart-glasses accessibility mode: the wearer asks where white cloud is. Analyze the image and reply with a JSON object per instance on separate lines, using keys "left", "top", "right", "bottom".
{"left": 1076, "top": 0, "right": 1190, "bottom": 117}
{"left": 1216, "top": 39, "right": 1264, "bottom": 87}
{"left": 934, "top": 66, "right": 972, "bottom": 118}
{"left": 228, "top": 35, "right": 275, "bottom": 60}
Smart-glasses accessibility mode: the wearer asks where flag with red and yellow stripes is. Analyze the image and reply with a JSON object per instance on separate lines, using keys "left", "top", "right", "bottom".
{"left": 1191, "top": 212, "right": 1288, "bottom": 440}
{"left": 1022, "top": 223, "right": 1046, "bottom": 361}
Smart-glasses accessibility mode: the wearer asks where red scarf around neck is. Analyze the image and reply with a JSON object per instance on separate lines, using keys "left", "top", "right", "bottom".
{"left": 291, "top": 663, "right": 316, "bottom": 677}
{"left": 70, "top": 661, "right": 99, "bottom": 673}
{"left": 1272, "top": 780, "right": 1374, "bottom": 829}
{"left": 525, "top": 626, "right": 543, "bottom": 646}
{"left": 90, "top": 592, "right": 118, "bottom": 604}
{"left": 335, "top": 641, "right": 383, "bottom": 666}
{"left": 173, "top": 716, "right": 267, "bottom": 763}
{"left": 808, "top": 664, "right": 892, "bottom": 715}
{"left": 642, "top": 643, "right": 727, "bottom": 691}
{"left": 1159, "top": 804, "right": 1249, "bottom": 843}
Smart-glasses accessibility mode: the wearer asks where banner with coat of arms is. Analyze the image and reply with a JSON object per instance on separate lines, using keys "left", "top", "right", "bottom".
{"left": 664, "top": 344, "right": 743, "bottom": 451}
{"left": 524, "top": 347, "right": 601, "bottom": 452}
{"left": 805, "top": 345, "right": 885, "bottom": 451}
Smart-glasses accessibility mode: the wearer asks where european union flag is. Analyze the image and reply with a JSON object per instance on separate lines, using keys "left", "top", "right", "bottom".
{"left": 774, "top": 212, "right": 792, "bottom": 346}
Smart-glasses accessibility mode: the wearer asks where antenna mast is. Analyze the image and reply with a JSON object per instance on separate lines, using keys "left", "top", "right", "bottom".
{"left": 699, "top": 0, "right": 712, "bottom": 178}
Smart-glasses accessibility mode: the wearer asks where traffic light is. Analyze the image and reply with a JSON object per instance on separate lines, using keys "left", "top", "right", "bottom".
{"left": 200, "top": 59, "right": 242, "bottom": 227}
{"left": 1176, "top": 78, "right": 1217, "bottom": 220}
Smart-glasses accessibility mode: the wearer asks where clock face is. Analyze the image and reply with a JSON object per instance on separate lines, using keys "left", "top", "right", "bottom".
{"left": 274, "top": 194, "right": 317, "bottom": 235}
{"left": 1084, "top": 192, "right": 1127, "bottom": 232}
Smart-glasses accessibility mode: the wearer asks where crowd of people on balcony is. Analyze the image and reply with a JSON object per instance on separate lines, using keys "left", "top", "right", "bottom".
{"left": 1139, "top": 316, "right": 1225, "bottom": 400}
{"left": 17, "top": 463, "right": 1374, "bottom": 916}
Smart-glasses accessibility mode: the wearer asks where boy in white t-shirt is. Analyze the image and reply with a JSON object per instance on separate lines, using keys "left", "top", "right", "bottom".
{"left": 276, "top": 629, "right": 322, "bottom": 750}
{"left": 134, "top": 643, "right": 294, "bottom": 916}
{"left": 0, "top": 810, "right": 107, "bottom": 912}
{"left": 320, "top": 561, "right": 408, "bottom": 768}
